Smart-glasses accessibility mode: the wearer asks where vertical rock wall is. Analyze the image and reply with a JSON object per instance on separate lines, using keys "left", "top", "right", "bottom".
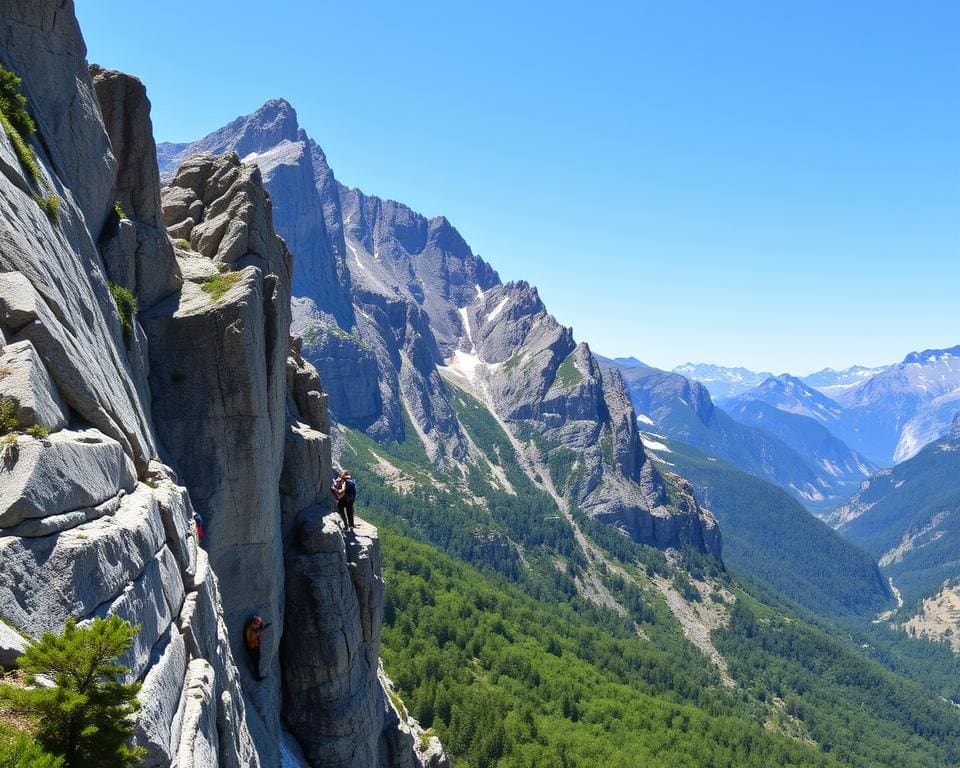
{"left": 0, "top": 4, "right": 447, "bottom": 768}
{"left": 0, "top": 3, "right": 263, "bottom": 764}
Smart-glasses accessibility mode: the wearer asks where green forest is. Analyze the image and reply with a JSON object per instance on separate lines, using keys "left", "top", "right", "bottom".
{"left": 378, "top": 532, "right": 960, "bottom": 768}
{"left": 341, "top": 379, "right": 960, "bottom": 768}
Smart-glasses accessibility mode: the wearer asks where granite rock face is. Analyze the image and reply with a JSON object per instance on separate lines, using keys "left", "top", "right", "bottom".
{"left": 0, "top": 339, "right": 68, "bottom": 430}
{"left": 3, "top": 5, "right": 444, "bottom": 768}
{"left": 152, "top": 141, "right": 440, "bottom": 766}
{"left": 145, "top": 151, "right": 292, "bottom": 763}
{"left": 0, "top": 0, "right": 115, "bottom": 230}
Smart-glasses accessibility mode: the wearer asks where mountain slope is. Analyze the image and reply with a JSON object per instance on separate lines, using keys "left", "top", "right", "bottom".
{"left": 722, "top": 396, "right": 876, "bottom": 506}
{"left": 835, "top": 418, "right": 960, "bottom": 606}
{"left": 636, "top": 433, "right": 890, "bottom": 617}
{"left": 379, "top": 530, "right": 960, "bottom": 768}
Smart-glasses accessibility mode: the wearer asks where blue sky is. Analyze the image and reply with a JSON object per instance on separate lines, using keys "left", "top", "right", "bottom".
{"left": 76, "top": 1, "right": 959, "bottom": 374}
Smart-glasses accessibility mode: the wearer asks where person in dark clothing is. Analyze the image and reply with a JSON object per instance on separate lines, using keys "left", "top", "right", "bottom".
{"left": 244, "top": 615, "right": 271, "bottom": 681}
{"left": 331, "top": 471, "right": 356, "bottom": 529}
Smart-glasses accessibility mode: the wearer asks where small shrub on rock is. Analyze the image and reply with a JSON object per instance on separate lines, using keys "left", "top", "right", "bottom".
{"left": 33, "top": 194, "right": 60, "bottom": 223}
{"left": 107, "top": 283, "right": 137, "bottom": 345}
{"left": 0, "top": 65, "right": 40, "bottom": 183}
{"left": 0, "top": 725, "right": 63, "bottom": 768}
{"left": 0, "top": 400, "right": 17, "bottom": 436}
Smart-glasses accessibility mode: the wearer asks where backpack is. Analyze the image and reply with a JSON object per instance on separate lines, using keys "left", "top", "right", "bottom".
{"left": 343, "top": 477, "right": 357, "bottom": 502}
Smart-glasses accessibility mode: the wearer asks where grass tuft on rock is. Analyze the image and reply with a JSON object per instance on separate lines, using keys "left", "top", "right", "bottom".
{"left": 200, "top": 271, "right": 243, "bottom": 302}
{"left": 107, "top": 282, "right": 137, "bottom": 345}
{"left": 0, "top": 65, "right": 40, "bottom": 183}
{"left": 33, "top": 194, "right": 59, "bottom": 222}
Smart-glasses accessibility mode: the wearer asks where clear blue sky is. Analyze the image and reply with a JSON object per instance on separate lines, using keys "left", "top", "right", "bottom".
{"left": 76, "top": 1, "right": 959, "bottom": 374}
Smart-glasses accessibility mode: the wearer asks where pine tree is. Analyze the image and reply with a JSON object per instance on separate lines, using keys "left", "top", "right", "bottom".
{"left": 0, "top": 616, "right": 144, "bottom": 768}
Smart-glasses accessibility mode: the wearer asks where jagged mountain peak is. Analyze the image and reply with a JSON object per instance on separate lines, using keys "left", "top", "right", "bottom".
{"left": 759, "top": 373, "right": 823, "bottom": 396}
{"left": 950, "top": 412, "right": 960, "bottom": 439}
{"left": 157, "top": 97, "right": 302, "bottom": 181}
{"left": 902, "top": 344, "right": 960, "bottom": 365}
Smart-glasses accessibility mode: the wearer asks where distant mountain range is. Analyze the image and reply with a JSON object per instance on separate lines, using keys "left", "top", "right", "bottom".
{"left": 600, "top": 358, "right": 875, "bottom": 511}
{"left": 722, "top": 374, "right": 846, "bottom": 425}
{"left": 803, "top": 365, "right": 892, "bottom": 398}
{"left": 671, "top": 363, "right": 773, "bottom": 399}
{"left": 676, "top": 348, "right": 960, "bottom": 467}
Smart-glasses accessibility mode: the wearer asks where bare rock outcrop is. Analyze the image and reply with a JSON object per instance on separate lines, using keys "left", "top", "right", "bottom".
{"left": 3, "top": 6, "right": 447, "bottom": 768}
{"left": 282, "top": 517, "right": 448, "bottom": 768}
{"left": 91, "top": 65, "right": 182, "bottom": 309}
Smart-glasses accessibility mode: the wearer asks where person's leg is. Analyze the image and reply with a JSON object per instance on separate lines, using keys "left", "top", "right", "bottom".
{"left": 336, "top": 498, "right": 348, "bottom": 527}
{"left": 346, "top": 501, "right": 355, "bottom": 528}
{"left": 249, "top": 646, "right": 261, "bottom": 680}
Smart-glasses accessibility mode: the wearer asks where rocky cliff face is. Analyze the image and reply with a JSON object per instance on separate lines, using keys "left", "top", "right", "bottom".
{"left": 159, "top": 104, "right": 721, "bottom": 559}
{"left": 0, "top": 3, "right": 444, "bottom": 767}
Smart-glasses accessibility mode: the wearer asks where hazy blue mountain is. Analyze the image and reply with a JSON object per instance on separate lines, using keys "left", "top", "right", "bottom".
{"left": 671, "top": 362, "right": 773, "bottom": 399}
{"left": 834, "top": 346, "right": 960, "bottom": 465}
{"left": 722, "top": 398, "right": 876, "bottom": 503}
{"left": 803, "top": 364, "right": 892, "bottom": 399}
{"left": 606, "top": 363, "right": 867, "bottom": 510}
{"left": 607, "top": 355, "right": 648, "bottom": 368}
{"left": 722, "top": 374, "right": 846, "bottom": 425}
{"left": 732, "top": 349, "right": 960, "bottom": 467}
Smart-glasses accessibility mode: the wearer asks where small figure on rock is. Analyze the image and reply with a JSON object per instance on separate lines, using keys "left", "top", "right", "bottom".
{"left": 331, "top": 470, "right": 357, "bottom": 530}
{"left": 244, "top": 615, "right": 271, "bottom": 681}
{"left": 194, "top": 512, "right": 205, "bottom": 546}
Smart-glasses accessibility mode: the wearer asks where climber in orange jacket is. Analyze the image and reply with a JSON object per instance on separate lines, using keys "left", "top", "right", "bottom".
{"left": 244, "top": 615, "right": 272, "bottom": 681}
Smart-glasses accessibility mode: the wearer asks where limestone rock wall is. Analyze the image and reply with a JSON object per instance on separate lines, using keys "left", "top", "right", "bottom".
{"left": 0, "top": 2, "right": 263, "bottom": 765}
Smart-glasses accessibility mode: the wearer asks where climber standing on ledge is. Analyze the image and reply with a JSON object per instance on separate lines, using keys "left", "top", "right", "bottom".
{"left": 244, "top": 615, "right": 271, "bottom": 681}
{"left": 331, "top": 470, "right": 357, "bottom": 530}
